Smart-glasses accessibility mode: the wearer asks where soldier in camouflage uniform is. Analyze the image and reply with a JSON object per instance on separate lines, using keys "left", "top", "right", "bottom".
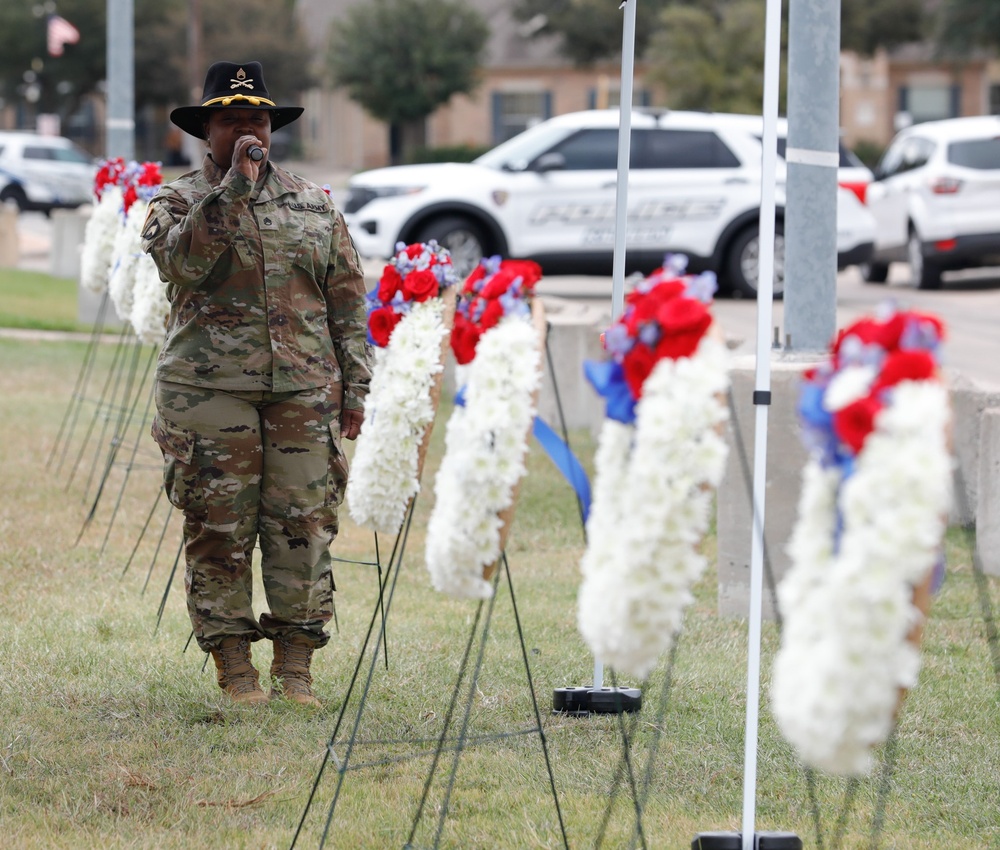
{"left": 142, "top": 61, "right": 372, "bottom": 707}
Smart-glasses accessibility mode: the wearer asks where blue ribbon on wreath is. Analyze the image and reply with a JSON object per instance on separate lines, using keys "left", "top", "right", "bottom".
{"left": 582, "top": 359, "right": 636, "bottom": 425}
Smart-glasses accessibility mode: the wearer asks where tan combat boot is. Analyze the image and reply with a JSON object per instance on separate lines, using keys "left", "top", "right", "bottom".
{"left": 208, "top": 635, "right": 269, "bottom": 705}
{"left": 270, "top": 635, "right": 321, "bottom": 708}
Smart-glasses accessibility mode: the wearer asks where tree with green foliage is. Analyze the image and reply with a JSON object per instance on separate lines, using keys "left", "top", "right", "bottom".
{"left": 0, "top": 0, "right": 312, "bottom": 133}
{"left": 935, "top": 0, "right": 1000, "bottom": 52}
{"left": 515, "top": 0, "right": 929, "bottom": 80}
{"left": 645, "top": 0, "right": 786, "bottom": 114}
{"left": 840, "top": 0, "right": 925, "bottom": 56}
{"left": 0, "top": 0, "right": 111, "bottom": 117}
{"left": 512, "top": 0, "right": 675, "bottom": 67}
{"left": 328, "top": 0, "right": 489, "bottom": 164}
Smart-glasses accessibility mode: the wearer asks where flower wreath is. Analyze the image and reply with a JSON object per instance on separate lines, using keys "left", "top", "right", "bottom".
{"left": 424, "top": 256, "right": 545, "bottom": 599}
{"left": 771, "top": 304, "right": 953, "bottom": 776}
{"left": 577, "top": 255, "right": 730, "bottom": 679}
{"left": 346, "top": 241, "right": 459, "bottom": 534}
{"left": 107, "top": 161, "right": 164, "bottom": 336}
{"left": 81, "top": 157, "right": 126, "bottom": 295}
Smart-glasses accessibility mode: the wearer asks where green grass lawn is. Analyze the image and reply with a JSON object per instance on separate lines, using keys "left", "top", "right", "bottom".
{"left": 0, "top": 336, "right": 997, "bottom": 849}
{"left": 0, "top": 268, "right": 88, "bottom": 332}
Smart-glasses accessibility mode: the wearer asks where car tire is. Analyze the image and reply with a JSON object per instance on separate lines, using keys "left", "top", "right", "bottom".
{"left": 907, "top": 229, "right": 942, "bottom": 290}
{"left": 859, "top": 261, "right": 890, "bottom": 284}
{"left": 0, "top": 184, "right": 28, "bottom": 212}
{"left": 726, "top": 222, "right": 785, "bottom": 299}
{"left": 415, "top": 215, "right": 488, "bottom": 278}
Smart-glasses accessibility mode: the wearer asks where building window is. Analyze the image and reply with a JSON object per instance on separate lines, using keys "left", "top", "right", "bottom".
{"left": 587, "top": 88, "right": 652, "bottom": 110}
{"left": 491, "top": 91, "right": 552, "bottom": 144}
{"left": 899, "top": 84, "right": 960, "bottom": 124}
{"left": 990, "top": 84, "right": 1000, "bottom": 115}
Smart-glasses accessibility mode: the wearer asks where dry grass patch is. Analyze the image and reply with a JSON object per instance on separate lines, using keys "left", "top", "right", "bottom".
{"left": 0, "top": 336, "right": 997, "bottom": 848}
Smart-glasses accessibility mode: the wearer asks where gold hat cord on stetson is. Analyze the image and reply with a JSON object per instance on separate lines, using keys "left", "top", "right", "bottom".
{"left": 201, "top": 94, "right": 276, "bottom": 108}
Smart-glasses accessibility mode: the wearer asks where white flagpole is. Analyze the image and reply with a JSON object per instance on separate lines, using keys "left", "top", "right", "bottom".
{"left": 594, "top": 0, "right": 637, "bottom": 695}
{"left": 741, "top": 0, "right": 783, "bottom": 843}
{"left": 611, "top": 0, "right": 636, "bottom": 325}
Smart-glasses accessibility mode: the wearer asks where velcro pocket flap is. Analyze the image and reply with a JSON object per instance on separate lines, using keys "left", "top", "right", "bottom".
{"left": 151, "top": 416, "right": 196, "bottom": 465}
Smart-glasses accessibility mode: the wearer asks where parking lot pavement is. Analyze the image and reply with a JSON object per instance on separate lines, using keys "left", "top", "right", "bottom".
{"left": 12, "top": 208, "right": 1000, "bottom": 390}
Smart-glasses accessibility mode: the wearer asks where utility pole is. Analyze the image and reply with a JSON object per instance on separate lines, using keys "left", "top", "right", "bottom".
{"left": 183, "top": 0, "right": 204, "bottom": 166}
{"left": 188, "top": 0, "right": 203, "bottom": 101}
{"left": 105, "top": 0, "right": 134, "bottom": 160}
{"left": 782, "top": 0, "right": 841, "bottom": 351}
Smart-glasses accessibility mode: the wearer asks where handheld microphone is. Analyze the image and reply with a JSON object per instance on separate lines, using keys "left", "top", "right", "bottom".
{"left": 248, "top": 145, "right": 264, "bottom": 162}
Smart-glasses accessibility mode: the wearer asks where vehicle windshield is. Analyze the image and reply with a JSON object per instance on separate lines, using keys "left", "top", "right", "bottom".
{"left": 474, "top": 122, "right": 578, "bottom": 172}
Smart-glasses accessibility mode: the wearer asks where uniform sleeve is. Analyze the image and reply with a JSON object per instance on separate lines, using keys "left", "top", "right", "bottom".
{"left": 325, "top": 209, "right": 373, "bottom": 411}
{"left": 140, "top": 171, "right": 254, "bottom": 287}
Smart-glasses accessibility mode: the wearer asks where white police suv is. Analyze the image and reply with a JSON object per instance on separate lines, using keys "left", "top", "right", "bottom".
{"left": 344, "top": 109, "right": 874, "bottom": 297}
{"left": 864, "top": 115, "right": 1000, "bottom": 289}
{"left": 0, "top": 131, "right": 95, "bottom": 214}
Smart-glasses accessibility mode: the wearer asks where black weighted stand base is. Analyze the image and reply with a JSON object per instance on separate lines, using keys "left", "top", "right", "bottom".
{"left": 692, "top": 831, "right": 802, "bottom": 849}
{"left": 552, "top": 686, "right": 642, "bottom": 715}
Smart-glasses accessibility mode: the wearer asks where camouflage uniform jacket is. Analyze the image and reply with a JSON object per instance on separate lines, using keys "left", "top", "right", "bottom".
{"left": 141, "top": 155, "right": 372, "bottom": 408}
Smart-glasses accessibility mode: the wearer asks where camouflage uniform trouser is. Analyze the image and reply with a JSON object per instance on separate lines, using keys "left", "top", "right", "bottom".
{"left": 151, "top": 379, "right": 348, "bottom": 652}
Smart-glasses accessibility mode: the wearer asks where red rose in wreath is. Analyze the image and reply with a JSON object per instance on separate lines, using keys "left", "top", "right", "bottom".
{"left": 378, "top": 266, "right": 404, "bottom": 303}
{"left": 402, "top": 268, "right": 440, "bottom": 303}
{"left": 478, "top": 298, "right": 505, "bottom": 331}
{"left": 369, "top": 305, "right": 403, "bottom": 347}
{"left": 451, "top": 313, "right": 482, "bottom": 365}
{"left": 871, "top": 349, "right": 937, "bottom": 393}
{"left": 833, "top": 394, "right": 882, "bottom": 454}
{"left": 622, "top": 343, "right": 659, "bottom": 400}
{"left": 623, "top": 280, "right": 684, "bottom": 337}
{"left": 654, "top": 296, "right": 712, "bottom": 361}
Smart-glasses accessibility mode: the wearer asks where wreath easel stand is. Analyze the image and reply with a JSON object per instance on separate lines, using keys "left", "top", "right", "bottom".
{"left": 291, "top": 299, "right": 570, "bottom": 850}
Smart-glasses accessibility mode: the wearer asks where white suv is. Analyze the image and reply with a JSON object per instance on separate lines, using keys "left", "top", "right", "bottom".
{"left": 0, "top": 131, "right": 96, "bottom": 214}
{"left": 343, "top": 109, "right": 875, "bottom": 297}
{"left": 864, "top": 115, "right": 1000, "bottom": 289}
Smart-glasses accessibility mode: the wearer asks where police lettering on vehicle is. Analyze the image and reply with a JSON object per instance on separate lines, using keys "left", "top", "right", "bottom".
{"left": 583, "top": 227, "right": 673, "bottom": 246}
{"left": 529, "top": 197, "right": 727, "bottom": 227}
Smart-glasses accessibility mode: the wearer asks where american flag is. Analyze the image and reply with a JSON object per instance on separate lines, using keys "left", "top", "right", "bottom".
{"left": 47, "top": 15, "right": 80, "bottom": 57}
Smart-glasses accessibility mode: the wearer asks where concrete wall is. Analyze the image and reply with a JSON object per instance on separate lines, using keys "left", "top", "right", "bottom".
{"left": 716, "top": 354, "right": 819, "bottom": 620}
{"left": 50, "top": 207, "right": 88, "bottom": 280}
{"left": 535, "top": 302, "right": 608, "bottom": 434}
{"left": 716, "top": 357, "right": 1000, "bottom": 619}
{"left": 979, "top": 409, "right": 1000, "bottom": 577}
{"left": 46, "top": 205, "right": 127, "bottom": 331}
{"left": 0, "top": 203, "right": 18, "bottom": 267}
{"left": 948, "top": 372, "right": 1000, "bottom": 525}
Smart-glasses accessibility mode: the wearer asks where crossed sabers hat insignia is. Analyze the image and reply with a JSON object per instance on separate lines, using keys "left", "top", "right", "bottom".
{"left": 230, "top": 67, "right": 254, "bottom": 90}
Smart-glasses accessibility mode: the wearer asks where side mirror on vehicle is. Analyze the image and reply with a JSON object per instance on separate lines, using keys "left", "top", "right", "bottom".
{"left": 532, "top": 152, "right": 566, "bottom": 173}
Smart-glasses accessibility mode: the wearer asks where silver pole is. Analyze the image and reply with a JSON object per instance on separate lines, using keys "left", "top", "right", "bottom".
{"left": 610, "top": 0, "right": 636, "bottom": 326}
{"left": 595, "top": 0, "right": 637, "bottom": 694}
{"left": 783, "top": 0, "right": 841, "bottom": 351}
{"left": 741, "top": 0, "right": 783, "bottom": 843}
{"left": 106, "top": 0, "right": 135, "bottom": 160}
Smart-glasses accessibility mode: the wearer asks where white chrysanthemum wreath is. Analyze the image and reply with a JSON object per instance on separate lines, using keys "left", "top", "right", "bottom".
{"left": 771, "top": 306, "right": 952, "bottom": 776}
{"left": 80, "top": 158, "right": 127, "bottom": 295}
{"left": 576, "top": 257, "right": 729, "bottom": 679}
{"left": 424, "top": 257, "right": 545, "bottom": 599}
{"left": 80, "top": 158, "right": 167, "bottom": 343}
{"left": 108, "top": 162, "right": 164, "bottom": 328}
{"left": 346, "top": 241, "right": 459, "bottom": 535}
{"left": 81, "top": 190, "right": 122, "bottom": 295}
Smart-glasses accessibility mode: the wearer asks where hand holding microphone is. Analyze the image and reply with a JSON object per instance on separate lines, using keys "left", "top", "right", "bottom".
{"left": 232, "top": 135, "right": 266, "bottom": 177}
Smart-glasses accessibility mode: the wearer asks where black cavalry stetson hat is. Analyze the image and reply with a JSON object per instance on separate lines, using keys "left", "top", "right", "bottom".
{"left": 169, "top": 60, "right": 304, "bottom": 139}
